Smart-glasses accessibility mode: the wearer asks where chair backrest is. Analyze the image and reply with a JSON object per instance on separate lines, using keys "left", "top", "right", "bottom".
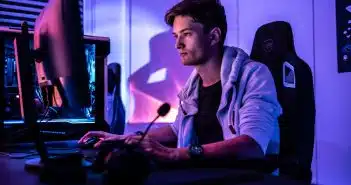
{"left": 107, "top": 63, "right": 125, "bottom": 135}
{"left": 108, "top": 63, "right": 121, "bottom": 95}
{"left": 250, "top": 21, "right": 315, "bottom": 182}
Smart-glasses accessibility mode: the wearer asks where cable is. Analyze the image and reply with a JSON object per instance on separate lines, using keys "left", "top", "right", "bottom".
{"left": 48, "top": 106, "right": 58, "bottom": 114}
{"left": 0, "top": 151, "right": 38, "bottom": 159}
{"left": 0, "top": 152, "right": 11, "bottom": 157}
{"left": 35, "top": 87, "right": 45, "bottom": 105}
{"left": 9, "top": 106, "right": 51, "bottom": 140}
{"left": 0, "top": 146, "right": 83, "bottom": 159}
{"left": 52, "top": 90, "right": 59, "bottom": 107}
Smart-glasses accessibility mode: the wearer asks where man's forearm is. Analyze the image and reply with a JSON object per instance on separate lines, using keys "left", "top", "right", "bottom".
{"left": 176, "top": 135, "right": 264, "bottom": 162}
{"left": 146, "top": 125, "right": 177, "bottom": 144}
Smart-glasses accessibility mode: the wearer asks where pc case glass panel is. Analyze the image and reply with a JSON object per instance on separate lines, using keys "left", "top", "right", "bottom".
{"left": 3, "top": 37, "right": 96, "bottom": 124}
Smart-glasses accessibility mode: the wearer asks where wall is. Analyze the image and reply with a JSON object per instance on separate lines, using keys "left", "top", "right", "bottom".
{"left": 84, "top": 0, "right": 351, "bottom": 184}
{"left": 128, "top": 0, "right": 184, "bottom": 124}
{"left": 84, "top": 0, "right": 131, "bottom": 122}
{"left": 128, "top": 0, "right": 239, "bottom": 124}
{"left": 314, "top": 0, "right": 351, "bottom": 185}
{"left": 84, "top": 0, "right": 240, "bottom": 126}
{"left": 237, "top": 0, "right": 314, "bottom": 70}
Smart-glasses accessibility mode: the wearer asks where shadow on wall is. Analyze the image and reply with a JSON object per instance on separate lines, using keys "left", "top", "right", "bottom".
{"left": 128, "top": 30, "right": 193, "bottom": 124}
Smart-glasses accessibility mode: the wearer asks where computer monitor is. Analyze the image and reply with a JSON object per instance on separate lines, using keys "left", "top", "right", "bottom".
{"left": 11, "top": 0, "right": 96, "bottom": 170}
{"left": 33, "top": 0, "right": 90, "bottom": 118}
{"left": 0, "top": 30, "right": 109, "bottom": 145}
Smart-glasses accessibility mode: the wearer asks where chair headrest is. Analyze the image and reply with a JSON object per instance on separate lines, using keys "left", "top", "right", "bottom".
{"left": 250, "top": 21, "right": 296, "bottom": 67}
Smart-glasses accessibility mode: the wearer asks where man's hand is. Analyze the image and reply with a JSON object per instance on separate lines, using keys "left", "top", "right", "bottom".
{"left": 78, "top": 131, "right": 131, "bottom": 148}
{"left": 125, "top": 135, "right": 179, "bottom": 163}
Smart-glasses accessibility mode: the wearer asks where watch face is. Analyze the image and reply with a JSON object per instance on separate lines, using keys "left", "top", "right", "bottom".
{"left": 190, "top": 145, "right": 204, "bottom": 157}
{"left": 193, "top": 146, "right": 203, "bottom": 154}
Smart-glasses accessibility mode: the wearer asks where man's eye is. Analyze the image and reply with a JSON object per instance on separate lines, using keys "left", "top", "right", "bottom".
{"left": 184, "top": 32, "right": 191, "bottom": 36}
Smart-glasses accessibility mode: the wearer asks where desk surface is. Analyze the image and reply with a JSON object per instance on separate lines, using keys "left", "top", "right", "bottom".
{"left": 0, "top": 155, "right": 306, "bottom": 185}
{"left": 145, "top": 168, "right": 307, "bottom": 185}
{"left": 0, "top": 157, "right": 102, "bottom": 185}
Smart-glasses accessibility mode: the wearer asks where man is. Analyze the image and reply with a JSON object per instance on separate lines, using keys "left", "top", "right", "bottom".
{"left": 79, "top": 0, "right": 281, "bottom": 167}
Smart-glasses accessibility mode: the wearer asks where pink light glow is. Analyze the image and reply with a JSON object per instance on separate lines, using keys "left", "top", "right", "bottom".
{"left": 128, "top": 82, "right": 178, "bottom": 124}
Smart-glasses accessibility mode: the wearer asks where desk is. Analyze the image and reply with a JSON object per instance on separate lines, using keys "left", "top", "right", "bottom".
{"left": 0, "top": 157, "right": 307, "bottom": 185}
{"left": 145, "top": 168, "right": 308, "bottom": 185}
{"left": 0, "top": 158, "right": 308, "bottom": 185}
{"left": 0, "top": 157, "right": 103, "bottom": 185}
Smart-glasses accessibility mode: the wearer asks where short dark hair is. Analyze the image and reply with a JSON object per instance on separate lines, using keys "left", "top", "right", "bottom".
{"left": 165, "top": 0, "right": 227, "bottom": 46}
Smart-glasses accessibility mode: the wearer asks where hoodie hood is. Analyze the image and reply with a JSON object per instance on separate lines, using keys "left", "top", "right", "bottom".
{"left": 178, "top": 46, "right": 250, "bottom": 101}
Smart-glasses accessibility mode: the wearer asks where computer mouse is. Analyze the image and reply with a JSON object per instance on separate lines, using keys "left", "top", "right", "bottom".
{"left": 80, "top": 136, "right": 100, "bottom": 149}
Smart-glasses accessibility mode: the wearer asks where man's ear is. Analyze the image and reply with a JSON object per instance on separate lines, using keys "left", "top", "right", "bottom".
{"left": 208, "top": 27, "right": 221, "bottom": 46}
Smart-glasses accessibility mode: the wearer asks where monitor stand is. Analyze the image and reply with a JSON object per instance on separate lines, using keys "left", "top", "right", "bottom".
{"left": 24, "top": 152, "right": 89, "bottom": 184}
{"left": 24, "top": 150, "right": 92, "bottom": 170}
{"left": 25, "top": 153, "right": 92, "bottom": 169}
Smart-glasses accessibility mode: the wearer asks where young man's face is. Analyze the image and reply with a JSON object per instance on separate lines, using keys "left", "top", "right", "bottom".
{"left": 172, "top": 15, "right": 210, "bottom": 66}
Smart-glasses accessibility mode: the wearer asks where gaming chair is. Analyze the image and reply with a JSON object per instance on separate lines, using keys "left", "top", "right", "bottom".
{"left": 250, "top": 21, "right": 316, "bottom": 182}
{"left": 107, "top": 63, "right": 125, "bottom": 135}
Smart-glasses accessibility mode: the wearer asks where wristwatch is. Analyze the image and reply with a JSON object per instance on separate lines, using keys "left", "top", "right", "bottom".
{"left": 134, "top": 131, "right": 144, "bottom": 136}
{"left": 188, "top": 145, "right": 204, "bottom": 160}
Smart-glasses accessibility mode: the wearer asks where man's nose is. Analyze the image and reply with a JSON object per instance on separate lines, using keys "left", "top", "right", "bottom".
{"left": 175, "top": 37, "right": 184, "bottom": 49}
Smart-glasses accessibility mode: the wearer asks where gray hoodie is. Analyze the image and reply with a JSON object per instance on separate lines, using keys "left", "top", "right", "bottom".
{"left": 170, "top": 46, "right": 282, "bottom": 155}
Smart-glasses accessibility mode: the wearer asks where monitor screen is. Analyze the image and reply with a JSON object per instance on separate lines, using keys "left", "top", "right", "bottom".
{"left": 3, "top": 36, "right": 96, "bottom": 125}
